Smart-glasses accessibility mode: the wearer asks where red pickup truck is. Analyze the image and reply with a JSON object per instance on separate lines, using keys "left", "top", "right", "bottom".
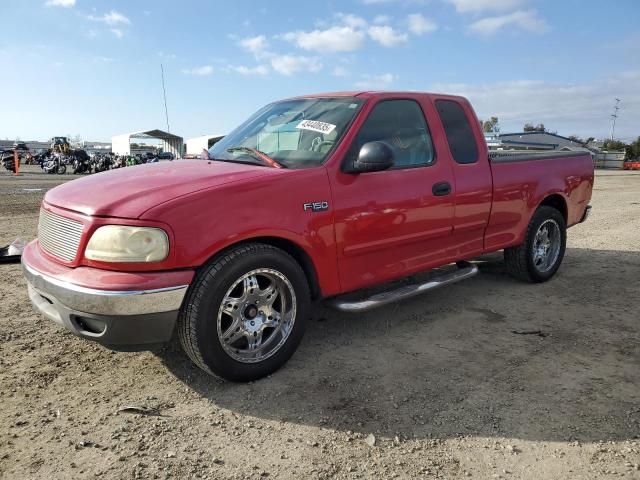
{"left": 22, "top": 91, "right": 593, "bottom": 381}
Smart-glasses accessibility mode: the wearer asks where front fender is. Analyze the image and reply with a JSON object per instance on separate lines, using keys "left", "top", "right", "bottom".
{"left": 141, "top": 167, "right": 341, "bottom": 296}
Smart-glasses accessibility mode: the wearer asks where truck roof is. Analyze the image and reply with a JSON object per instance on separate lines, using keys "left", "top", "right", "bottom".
{"left": 287, "top": 90, "right": 468, "bottom": 102}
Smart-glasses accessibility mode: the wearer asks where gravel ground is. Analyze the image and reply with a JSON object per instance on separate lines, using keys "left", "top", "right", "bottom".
{"left": 1, "top": 165, "right": 639, "bottom": 480}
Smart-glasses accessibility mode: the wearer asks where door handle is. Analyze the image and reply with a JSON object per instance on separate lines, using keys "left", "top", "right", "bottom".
{"left": 432, "top": 181, "right": 452, "bottom": 196}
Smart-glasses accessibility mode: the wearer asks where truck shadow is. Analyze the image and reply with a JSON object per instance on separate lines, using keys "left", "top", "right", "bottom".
{"left": 158, "top": 247, "right": 640, "bottom": 442}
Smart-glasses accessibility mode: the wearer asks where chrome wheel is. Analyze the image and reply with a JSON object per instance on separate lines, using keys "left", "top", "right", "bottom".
{"left": 217, "top": 268, "right": 297, "bottom": 364}
{"left": 532, "top": 219, "right": 561, "bottom": 273}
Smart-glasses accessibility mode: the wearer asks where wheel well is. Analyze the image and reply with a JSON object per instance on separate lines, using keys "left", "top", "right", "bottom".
{"left": 207, "top": 237, "right": 322, "bottom": 300}
{"left": 540, "top": 194, "right": 567, "bottom": 222}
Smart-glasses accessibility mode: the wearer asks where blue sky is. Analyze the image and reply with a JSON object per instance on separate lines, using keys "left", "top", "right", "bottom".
{"left": 1, "top": 0, "right": 639, "bottom": 142}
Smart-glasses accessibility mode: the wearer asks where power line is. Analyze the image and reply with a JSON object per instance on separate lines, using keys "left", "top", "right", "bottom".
{"left": 160, "top": 64, "right": 171, "bottom": 133}
{"left": 609, "top": 97, "right": 621, "bottom": 141}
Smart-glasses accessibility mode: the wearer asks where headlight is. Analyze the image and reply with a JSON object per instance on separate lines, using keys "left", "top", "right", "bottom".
{"left": 85, "top": 226, "right": 169, "bottom": 263}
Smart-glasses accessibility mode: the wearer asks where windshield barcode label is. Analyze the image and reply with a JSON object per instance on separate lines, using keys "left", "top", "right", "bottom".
{"left": 296, "top": 120, "right": 336, "bottom": 135}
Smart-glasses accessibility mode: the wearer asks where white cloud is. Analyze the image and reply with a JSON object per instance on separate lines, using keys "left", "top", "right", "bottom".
{"left": 445, "top": 0, "right": 526, "bottom": 13}
{"left": 407, "top": 14, "right": 437, "bottom": 35}
{"left": 332, "top": 66, "right": 350, "bottom": 77}
{"left": 373, "top": 15, "right": 391, "bottom": 24}
{"left": 430, "top": 72, "right": 640, "bottom": 139}
{"left": 270, "top": 55, "right": 322, "bottom": 75}
{"left": 282, "top": 26, "right": 366, "bottom": 52}
{"left": 239, "top": 35, "right": 270, "bottom": 58}
{"left": 469, "top": 9, "right": 548, "bottom": 36}
{"left": 355, "top": 73, "right": 396, "bottom": 89}
{"left": 45, "top": 0, "right": 75, "bottom": 7}
{"left": 104, "top": 11, "right": 131, "bottom": 25}
{"left": 110, "top": 28, "right": 124, "bottom": 38}
{"left": 335, "top": 13, "right": 368, "bottom": 29}
{"left": 368, "top": 25, "right": 408, "bottom": 47}
{"left": 226, "top": 64, "right": 269, "bottom": 76}
{"left": 182, "top": 65, "right": 214, "bottom": 76}
{"left": 88, "top": 10, "right": 131, "bottom": 26}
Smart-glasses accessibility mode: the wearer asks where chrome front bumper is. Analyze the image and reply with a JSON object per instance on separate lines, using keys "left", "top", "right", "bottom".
{"left": 23, "top": 262, "right": 188, "bottom": 316}
{"left": 22, "top": 261, "right": 189, "bottom": 348}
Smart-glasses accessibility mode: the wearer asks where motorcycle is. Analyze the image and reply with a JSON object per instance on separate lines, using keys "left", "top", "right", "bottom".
{"left": 32, "top": 149, "right": 52, "bottom": 166}
{"left": 93, "top": 154, "right": 113, "bottom": 173}
{"left": 126, "top": 154, "right": 142, "bottom": 167}
{"left": 41, "top": 153, "right": 67, "bottom": 175}
{"left": 112, "top": 155, "right": 127, "bottom": 169}
{"left": 71, "top": 150, "right": 92, "bottom": 174}
{"left": 1, "top": 153, "right": 16, "bottom": 173}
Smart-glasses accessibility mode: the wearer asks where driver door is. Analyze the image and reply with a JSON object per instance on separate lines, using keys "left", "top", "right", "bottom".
{"left": 329, "top": 97, "right": 456, "bottom": 293}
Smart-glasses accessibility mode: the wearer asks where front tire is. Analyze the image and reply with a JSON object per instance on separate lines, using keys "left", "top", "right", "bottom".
{"left": 177, "top": 243, "right": 310, "bottom": 382}
{"left": 504, "top": 206, "right": 566, "bottom": 283}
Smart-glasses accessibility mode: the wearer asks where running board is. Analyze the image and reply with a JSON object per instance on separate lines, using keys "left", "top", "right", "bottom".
{"left": 327, "top": 261, "right": 479, "bottom": 313}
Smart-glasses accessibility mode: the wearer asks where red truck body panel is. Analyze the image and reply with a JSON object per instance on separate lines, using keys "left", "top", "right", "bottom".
{"left": 38, "top": 91, "right": 593, "bottom": 298}
{"left": 44, "top": 159, "right": 282, "bottom": 219}
{"left": 486, "top": 156, "right": 593, "bottom": 250}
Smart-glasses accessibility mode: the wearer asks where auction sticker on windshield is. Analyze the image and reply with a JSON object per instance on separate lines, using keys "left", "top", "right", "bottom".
{"left": 296, "top": 120, "right": 336, "bottom": 135}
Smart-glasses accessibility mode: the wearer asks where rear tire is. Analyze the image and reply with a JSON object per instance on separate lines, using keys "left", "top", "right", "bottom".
{"left": 177, "top": 243, "right": 310, "bottom": 382}
{"left": 504, "top": 206, "right": 566, "bottom": 283}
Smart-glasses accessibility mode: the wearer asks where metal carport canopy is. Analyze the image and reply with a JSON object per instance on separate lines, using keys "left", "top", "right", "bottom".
{"left": 111, "top": 129, "right": 184, "bottom": 156}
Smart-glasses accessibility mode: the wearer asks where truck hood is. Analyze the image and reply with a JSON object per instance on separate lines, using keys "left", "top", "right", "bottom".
{"left": 45, "top": 160, "right": 281, "bottom": 219}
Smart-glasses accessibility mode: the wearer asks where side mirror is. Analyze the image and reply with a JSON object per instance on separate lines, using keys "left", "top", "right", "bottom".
{"left": 200, "top": 148, "right": 210, "bottom": 160}
{"left": 348, "top": 141, "right": 394, "bottom": 173}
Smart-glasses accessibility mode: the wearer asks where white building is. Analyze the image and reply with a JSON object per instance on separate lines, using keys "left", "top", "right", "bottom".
{"left": 112, "top": 129, "right": 183, "bottom": 157}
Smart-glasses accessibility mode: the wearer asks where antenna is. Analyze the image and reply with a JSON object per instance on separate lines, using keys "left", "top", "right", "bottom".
{"left": 160, "top": 64, "right": 171, "bottom": 133}
{"left": 609, "top": 98, "right": 621, "bottom": 141}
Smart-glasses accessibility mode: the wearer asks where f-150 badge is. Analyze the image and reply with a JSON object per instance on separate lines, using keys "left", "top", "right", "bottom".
{"left": 303, "top": 201, "right": 329, "bottom": 212}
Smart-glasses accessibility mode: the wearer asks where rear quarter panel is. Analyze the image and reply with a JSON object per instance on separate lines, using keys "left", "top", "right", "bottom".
{"left": 485, "top": 154, "right": 594, "bottom": 251}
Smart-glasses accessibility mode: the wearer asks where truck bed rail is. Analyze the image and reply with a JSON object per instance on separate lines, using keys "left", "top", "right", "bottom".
{"left": 490, "top": 150, "right": 592, "bottom": 163}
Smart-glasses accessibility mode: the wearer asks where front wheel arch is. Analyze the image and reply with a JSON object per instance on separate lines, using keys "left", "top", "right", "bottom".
{"left": 198, "top": 236, "right": 322, "bottom": 301}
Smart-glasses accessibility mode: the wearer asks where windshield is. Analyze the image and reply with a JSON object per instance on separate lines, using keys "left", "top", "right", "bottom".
{"left": 209, "top": 97, "right": 363, "bottom": 169}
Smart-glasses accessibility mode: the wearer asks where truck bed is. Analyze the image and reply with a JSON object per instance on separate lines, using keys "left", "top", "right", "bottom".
{"left": 485, "top": 150, "right": 594, "bottom": 251}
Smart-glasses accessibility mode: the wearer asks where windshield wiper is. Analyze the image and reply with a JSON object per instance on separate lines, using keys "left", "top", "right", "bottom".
{"left": 226, "top": 147, "right": 286, "bottom": 169}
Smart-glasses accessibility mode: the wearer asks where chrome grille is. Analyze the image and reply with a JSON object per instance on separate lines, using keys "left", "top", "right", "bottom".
{"left": 38, "top": 209, "right": 84, "bottom": 262}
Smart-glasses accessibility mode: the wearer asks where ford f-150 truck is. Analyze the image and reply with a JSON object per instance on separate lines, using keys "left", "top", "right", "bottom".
{"left": 22, "top": 91, "right": 593, "bottom": 381}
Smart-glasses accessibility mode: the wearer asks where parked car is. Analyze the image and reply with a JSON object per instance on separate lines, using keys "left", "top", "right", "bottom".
{"left": 156, "top": 152, "right": 175, "bottom": 160}
{"left": 22, "top": 91, "right": 593, "bottom": 381}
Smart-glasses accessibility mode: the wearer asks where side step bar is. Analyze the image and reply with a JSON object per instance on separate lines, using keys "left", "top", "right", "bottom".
{"left": 327, "top": 261, "right": 479, "bottom": 313}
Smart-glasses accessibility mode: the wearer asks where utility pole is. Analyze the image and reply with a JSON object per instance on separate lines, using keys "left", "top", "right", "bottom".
{"left": 609, "top": 98, "right": 621, "bottom": 141}
{"left": 160, "top": 64, "right": 171, "bottom": 133}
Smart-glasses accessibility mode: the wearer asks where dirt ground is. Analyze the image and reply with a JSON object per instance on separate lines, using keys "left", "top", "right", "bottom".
{"left": 1, "top": 165, "right": 639, "bottom": 480}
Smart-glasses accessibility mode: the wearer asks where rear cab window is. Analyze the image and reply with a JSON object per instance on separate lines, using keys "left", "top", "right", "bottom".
{"left": 435, "top": 99, "right": 479, "bottom": 164}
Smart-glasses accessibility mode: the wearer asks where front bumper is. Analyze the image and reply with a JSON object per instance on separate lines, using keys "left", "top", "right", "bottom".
{"left": 22, "top": 242, "right": 192, "bottom": 349}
